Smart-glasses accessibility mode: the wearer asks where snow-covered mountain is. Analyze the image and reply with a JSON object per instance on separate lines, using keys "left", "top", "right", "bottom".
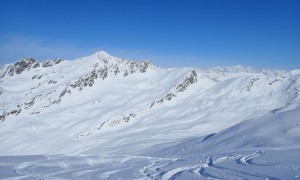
{"left": 0, "top": 51, "right": 300, "bottom": 179}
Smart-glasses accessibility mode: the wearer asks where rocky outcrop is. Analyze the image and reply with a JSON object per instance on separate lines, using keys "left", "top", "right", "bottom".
{"left": 123, "top": 61, "right": 150, "bottom": 76}
{"left": 24, "top": 98, "right": 36, "bottom": 110}
{"left": 0, "top": 58, "right": 36, "bottom": 77}
{"left": 176, "top": 70, "right": 198, "bottom": 93}
{"left": 70, "top": 70, "right": 100, "bottom": 90}
{"left": 47, "top": 87, "right": 71, "bottom": 106}
{"left": 69, "top": 60, "right": 152, "bottom": 91}
{"left": 14, "top": 58, "right": 36, "bottom": 74}
{"left": 0, "top": 106, "right": 22, "bottom": 122}
{"left": 239, "top": 77, "right": 260, "bottom": 92}
{"left": 0, "top": 58, "right": 63, "bottom": 78}
{"left": 0, "top": 52, "right": 153, "bottom": 122}
{"left": 109, "top": 113, "right": 137, "bottom": 127}
{"left": 42, "top": 59, "right": 63, "bottom": 67}
{"left": 150, "top": 70, "right": 198, "bottom": 108}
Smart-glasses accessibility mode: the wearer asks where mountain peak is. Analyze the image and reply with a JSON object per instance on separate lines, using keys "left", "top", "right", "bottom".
{"left": 92, "top": 50, "right": 111, "bottom": 57}
{"left": 82, "top": 50, "right": 112, "bottom": 60}
{"left": 79, "top": 51, "right": 153, "bottom": 69}
{"left": 76, "top": 50, "right": 109, "bottom": 60}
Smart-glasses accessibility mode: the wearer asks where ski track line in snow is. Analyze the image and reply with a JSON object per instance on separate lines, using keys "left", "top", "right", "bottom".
{"left": 161, "top": 156, "right": 214, "bottom": 180}
{"left": 3, "top": 150, "right": 300, "bottom": 180}
{"left": 160, "top": 152, "right": 268, "bottom": 180}
{"left": 12, "top": 157, "right": 99, "bottom": 179}
{"left": 10, "top": 155, "right": 158, "bottom": 180}
{"left": 141, "top": 158, "right": 177, "bottom": 179}
{"left": 238, "top": 151, "right": 264, "bottom": 165}
{"left": 199, "top": 153, "right": 265, "bottom": 179}
{"left": 161, "top": 165, "right": 200, "bottom": 180}
{"left": 13, "top": 160, "right": 49, "bottom": 180}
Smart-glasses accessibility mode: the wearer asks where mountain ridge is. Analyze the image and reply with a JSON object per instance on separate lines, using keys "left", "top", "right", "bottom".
{"left": 2, "top": 50, "right": 296, "bottom": 77}
{"left": 0, "top": 51, "right": 299, "bottom": 156}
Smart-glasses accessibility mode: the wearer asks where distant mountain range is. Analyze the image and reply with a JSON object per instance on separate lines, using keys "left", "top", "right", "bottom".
{"left": 0, "top": 51, "right": 299, "bottom": 179}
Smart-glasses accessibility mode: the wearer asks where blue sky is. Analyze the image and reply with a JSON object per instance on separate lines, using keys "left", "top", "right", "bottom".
{"left": 0, "top": 0, "right": 299, "bottom": 69}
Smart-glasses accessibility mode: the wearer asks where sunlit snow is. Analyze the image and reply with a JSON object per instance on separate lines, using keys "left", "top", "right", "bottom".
{"left": 0, "top": 51, "right": 299, "bottom": 179}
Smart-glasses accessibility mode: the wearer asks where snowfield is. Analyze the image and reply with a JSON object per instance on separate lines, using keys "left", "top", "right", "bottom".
{"left": 0, "top": 51, "right": 299, "bottom": 179}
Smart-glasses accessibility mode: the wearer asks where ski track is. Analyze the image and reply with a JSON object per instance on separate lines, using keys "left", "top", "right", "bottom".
{"left": 238, "top": 151, "right": 264, "bottom": 165}
{"left": 154, "top": 150, "right": 290, "bottom": 180}
{"left": 2, "top": 149, "right": 300, "bottom": 179}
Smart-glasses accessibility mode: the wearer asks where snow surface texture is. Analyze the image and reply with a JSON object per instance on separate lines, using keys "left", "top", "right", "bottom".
{"left": 0, "top": 51, "right": 300, "bottom": 179}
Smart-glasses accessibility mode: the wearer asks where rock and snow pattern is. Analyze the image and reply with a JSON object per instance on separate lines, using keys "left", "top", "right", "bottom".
{"left": 0, "top": 51, "right": 300, "bottom": 179}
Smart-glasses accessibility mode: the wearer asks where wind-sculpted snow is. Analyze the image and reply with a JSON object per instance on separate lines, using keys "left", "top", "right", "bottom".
{"left": 0, "top": 51, "right": 300, "bottom": 179}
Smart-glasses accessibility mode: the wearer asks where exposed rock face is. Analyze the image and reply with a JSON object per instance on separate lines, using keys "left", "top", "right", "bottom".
{"left": 70, "top": 70, "right": 100, "bottom": 90}
{"left": 150, "top": 70, "right": 198, "bottom": 108}
{"left": 109, "top": 113, "right": 137, "bottom": 127}
{"left": 3, "top": 52, "right": 295, "bottom": 128}
{"left": 0, "top": 108, "right": 22, "bottom": 122}
{"left": 0, "top": 58, "right": 63, "bottom": 78}
{"left": 0, "top": 113, "right": 5, "bottom": 122}
{"left": 24, "top": 98, "right": 36, "bottom": 110}
{"left": 239, "top": 77, "right": 260, "bottom": 92}
{"left": 14, "top": 58, "right": 36, "bottom": 74}
{"left": 69, "top": 60, "right": 152, "bottom": 91}
{"left": 176, "top": 70, "right": 198, "bottom": 93}
{"left": 0, "top": 53, "right": 155, "bottom": 120}
{"left": 123, "top": 61, "right": 150, "bottom": 76}
{"left": 42, "top": 59, "right": 63, "bottom": 67}
{"left": 0, "top": 58, "right": 36, "bottom": 77}
{"left": 1, "top": 51, "right": 300, "bottom": 163}
{"left": 32, "top": 62, "right": 40, "bottom": 68}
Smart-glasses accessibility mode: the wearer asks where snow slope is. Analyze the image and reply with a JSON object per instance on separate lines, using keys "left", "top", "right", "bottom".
{"left": 139, "top": 107, "right": 300, "bottom": 179}
{"left": 144, "top": 107, "right": 300, "bottom": 157}
{"left": 1, "top": 107, "right": 300, "bottom": 179}
{"left": 0, "top": 51, "right": 300, "bottom": 179}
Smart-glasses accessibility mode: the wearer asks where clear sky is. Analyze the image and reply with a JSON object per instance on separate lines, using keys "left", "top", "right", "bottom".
{"left": 0, "top": 0, "right": 299, "bottom": 70}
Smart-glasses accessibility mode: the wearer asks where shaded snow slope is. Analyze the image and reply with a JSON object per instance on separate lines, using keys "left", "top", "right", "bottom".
{"left": 143, "top": 107, "right": 300, "bottom": 157}
{"left": 135, "top": 107, "right": 300, "bottom": 179}
{"left": 0, "top": 51, "right": 300, "bottom": 156}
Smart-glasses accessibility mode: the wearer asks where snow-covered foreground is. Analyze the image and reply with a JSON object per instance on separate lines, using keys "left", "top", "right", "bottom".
{"left": 1, "top": 108, "right": 300, "bottom": 179}
{"left": 0, "top": 51, "right": 300, "bottom": 179}
{"left": 1, "top": 149, "right": 300, "bottom": 179}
